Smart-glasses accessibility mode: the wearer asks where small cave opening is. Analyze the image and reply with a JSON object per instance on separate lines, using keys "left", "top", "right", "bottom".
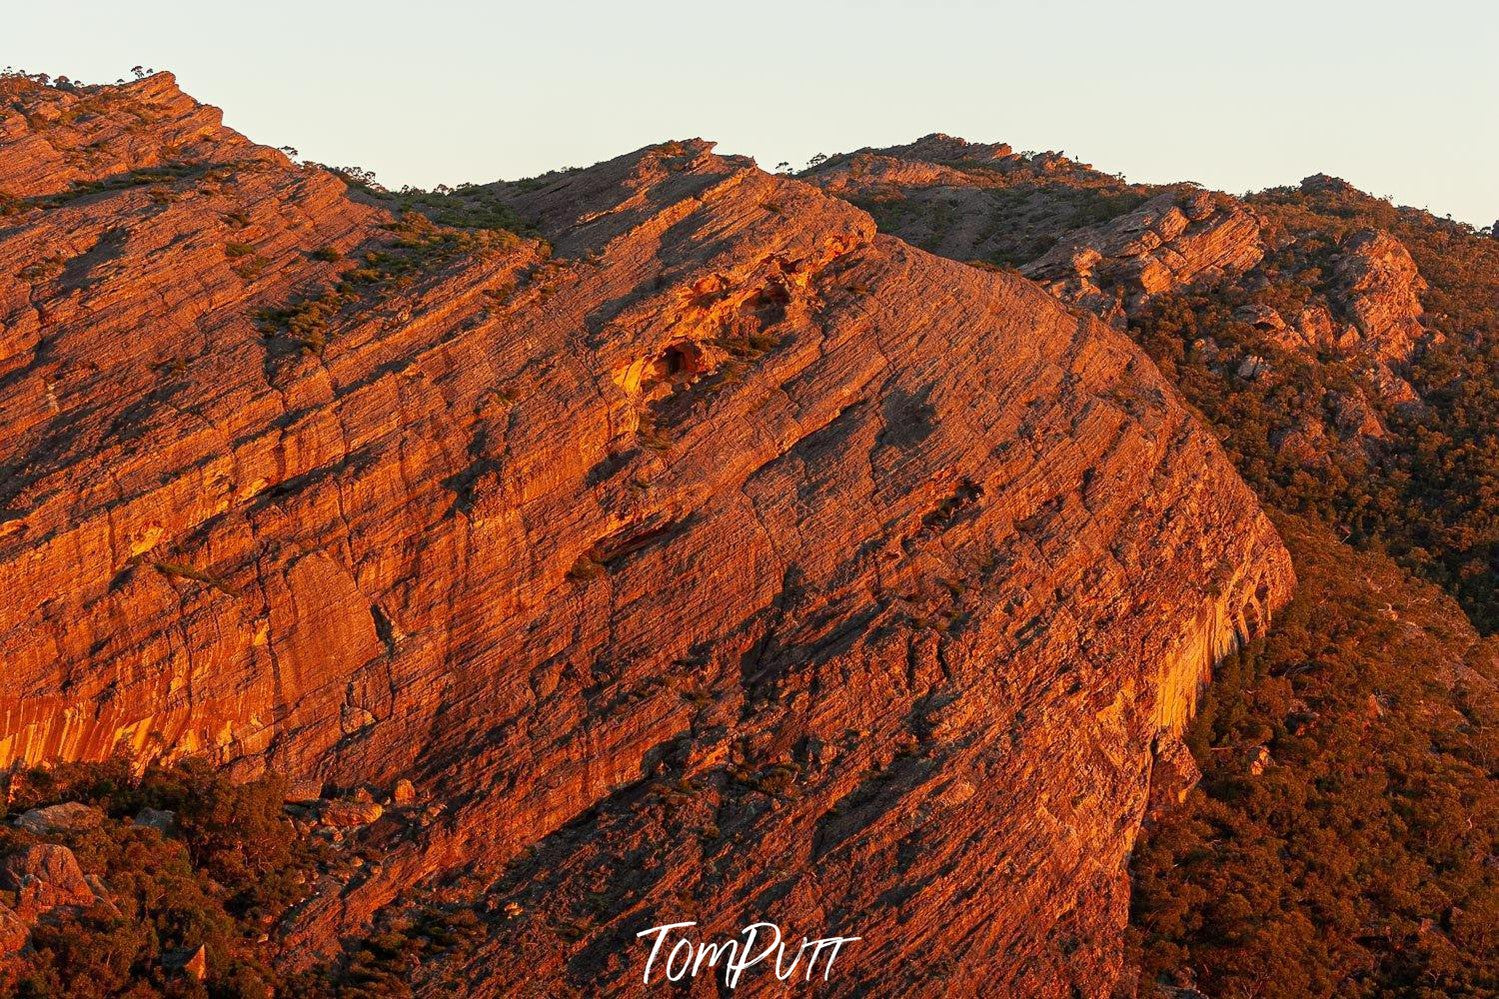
{"left": 648, "top": 342, "right": 707, "bottom": 383}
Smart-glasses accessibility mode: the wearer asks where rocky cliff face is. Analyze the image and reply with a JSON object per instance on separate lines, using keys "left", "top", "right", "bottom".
{"left": 808, "top": 137, "right": 1499, "bottom": 995}
{"left": 0, "top": 77, "right": 1293, "bottom": 995}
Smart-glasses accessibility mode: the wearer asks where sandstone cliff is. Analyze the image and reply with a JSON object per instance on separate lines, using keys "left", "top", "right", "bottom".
{"left": 0, "top": 77, "right": 1292, "bottom": 995}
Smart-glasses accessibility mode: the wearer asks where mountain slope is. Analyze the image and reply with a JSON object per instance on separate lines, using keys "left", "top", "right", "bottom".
{"left": 806, "top": 134, "right": 1499, "bottom": 997}
{"left": 1129, "top": 515, "right": 1498, "bottom": 998}
{"left": 0, "top": 76, "right": 1292, "bottom": 995}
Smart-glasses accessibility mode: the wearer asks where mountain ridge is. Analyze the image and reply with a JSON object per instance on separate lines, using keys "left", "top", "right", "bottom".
{"left": 10, "top": 70, "right": 1496, "bottom": 998}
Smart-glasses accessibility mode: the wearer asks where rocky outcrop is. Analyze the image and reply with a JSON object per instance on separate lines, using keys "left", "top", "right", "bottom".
{"left": 878, "top": 133, "right": 1020, "bottom": 165}
{"left": 804, "top": 134, "right": 1146, "bottom": 269}
{"left": 1238, "top": 226, "right": 1435, "bottom": 415}
{"left": 811, "top": 146, "right": 1439, "bottom": 468}
{"left": 1020, "top": 187, "right": 1264, "bottom": 327}
{"left": 0, "top": 72, "right": 280, "bottom": 199}
{"left": 0, "top": 77, "right": 1293, "bottom": 996}
{"left": 807, "top": 138, "right": 1264, "bottom": 324}
{"left": 1329, "top": 228, "right": 1431, "bottom": 380}
{"left": 133, "top": 806, "right": 177, "bottom": 832}
{"left": 1, "top": 843, "right": 96, "bottom": 914}
{"left": 14, "top": 801, "right": 105, "bottom": 835}
{"left": 1298, "top": 173, "right": 1361, "bottom": 198}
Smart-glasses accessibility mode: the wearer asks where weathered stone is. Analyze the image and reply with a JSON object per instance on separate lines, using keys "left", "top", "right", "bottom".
{"left": 1, "top": 844, "right": 95, "bottom": 913}
{"left": 1022, "top": 187, "right": 1264, "bottom": 324}
{"left": 1328, "top": 389, "right": 1386, "bottom": 440}
{"left": 319, "top": 799, "right": 384, "bottom": 828}
{"left": 1147, "top": 735, "right": 1203, "bottom": 812}
{"left": 1237, "top": 354, "right": 1270, "bottom": 380}
{"left": 284, "top": 779, "right": 326, "bottom": 804}
{"left": 82, "top": 873, "right": 123, "bottom": 919}
{"left": 1235, "top": 303, "right": 1286, "bottom": 331}
{"left": 133, "top": 807, "right": 176, "bottom": 833}
{"left": 163, "top": 944, "right": 208, "bottom": 981}
{"left": 1329, "top": 229, "right": 1432, "bottom": 394}
{"left": 15, "top": 801, "right": 104, "bottom": 835}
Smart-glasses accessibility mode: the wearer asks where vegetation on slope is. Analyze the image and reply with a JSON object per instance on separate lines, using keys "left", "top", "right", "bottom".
{"left": 1135, "top": 182, "right": 1499, "bottom": 634}
{"left": 0, "top": 760, "right": 481, "bottom": 998}
{"left": 1126, "top": 187, "right": 1499, "bottom": 997}
{"left": 1129, "top": 517, "right": 1498, "bottom": 998}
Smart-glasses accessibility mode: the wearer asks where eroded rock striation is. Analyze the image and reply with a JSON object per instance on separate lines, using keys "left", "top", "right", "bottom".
{"left": 0, "top": 77, "right": 1292, "bottom": 995}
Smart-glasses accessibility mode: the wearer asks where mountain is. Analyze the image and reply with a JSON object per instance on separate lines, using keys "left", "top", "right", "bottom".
{"left": 0, "top": 75, "right": 1296, "bottom": 995}
{"left": 805, "top": 134, "right": 1499, "bottom": 997}
{"left": 3, "top": 75, "right": 1494, "bottom": 998}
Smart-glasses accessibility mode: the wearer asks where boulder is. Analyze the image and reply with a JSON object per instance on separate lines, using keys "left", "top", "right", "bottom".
{"left": 1, "top": 844, "right": 95, "bottom": 912}
{"left": 320, "top": 799, "right": 384, "bottom": 828}
{"left": 133, "top": 807, "right": 177, "bottom": 833}
{"left": 1237, "top": 354, "right": 1269, "bottom": 380}
{"left": 284, "top": 779, "right": 325, "bottom": 804}
{"left": 15, "top": 801, "right": 105, "bottom": 836}
{"left": 1295, "top": 305, "right": 1339, "bottom": 349}
{"left": 163, "top": 943, "right": 208, "bottom": 981}
{"left": 1328, "top": 389, "right": 1386, "bottom": 440}
{"left": 83, "top": 873, "right": 123, "bottom": 919}
{"left": 1148, "top": 735, "right": 1203, "bottom": 811}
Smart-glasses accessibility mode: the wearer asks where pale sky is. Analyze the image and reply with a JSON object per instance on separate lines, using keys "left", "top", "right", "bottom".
{"left": 9, "top": 0, "right": 1496, "bottom": 225}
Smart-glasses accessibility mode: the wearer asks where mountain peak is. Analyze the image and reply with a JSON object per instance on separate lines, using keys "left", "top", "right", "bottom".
{"left": 0, "top": 69, "right": 276, "bottom": 199}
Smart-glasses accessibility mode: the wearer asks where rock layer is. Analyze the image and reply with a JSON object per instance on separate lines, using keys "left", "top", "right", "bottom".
{"left": 0, "top": 77, "right": 1293, "bottom": 995}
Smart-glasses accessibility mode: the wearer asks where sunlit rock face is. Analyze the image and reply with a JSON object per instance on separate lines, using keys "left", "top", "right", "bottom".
{"left": 0, "top": 77, "right": 1291, "bottom": 995}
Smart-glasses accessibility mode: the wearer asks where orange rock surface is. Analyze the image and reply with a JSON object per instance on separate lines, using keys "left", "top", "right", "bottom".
{"left": 0, "top": 76, "right": 1294, "bottom": 994}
